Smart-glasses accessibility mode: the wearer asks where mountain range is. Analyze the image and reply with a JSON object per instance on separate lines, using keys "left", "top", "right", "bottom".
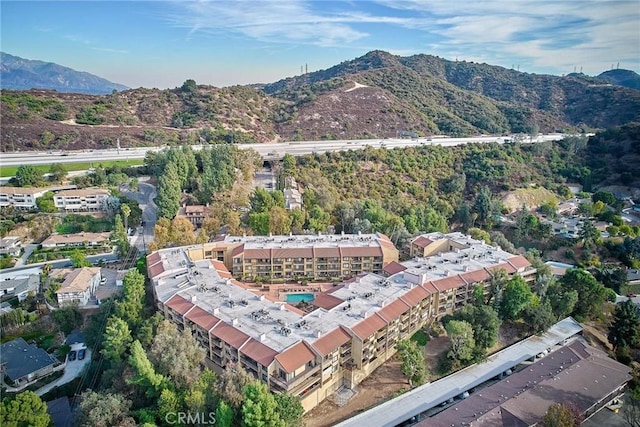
{"left": 0, "top": 52, "right": 129, "bottom": 95}
{"left": 1, "top": 51, "right": 639, "bottom": 152}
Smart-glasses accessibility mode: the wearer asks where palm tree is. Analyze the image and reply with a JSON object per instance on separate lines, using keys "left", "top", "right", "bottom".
{"left": 121, "top": 204, "right": 131, "bottom": 232}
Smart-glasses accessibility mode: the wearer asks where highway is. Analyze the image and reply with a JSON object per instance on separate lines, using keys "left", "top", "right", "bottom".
{"left": 0, "top": 134, "right": 568, "bottom": 167}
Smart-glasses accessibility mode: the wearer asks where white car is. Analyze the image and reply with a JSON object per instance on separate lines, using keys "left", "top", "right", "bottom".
{"left": 100, "top": 278, "right": 107, "bottom": 285}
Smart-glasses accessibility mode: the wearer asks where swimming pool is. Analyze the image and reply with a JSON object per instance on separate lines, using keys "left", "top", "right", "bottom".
{"left": 285, "top": 293, "right": 314, "bottom": 303}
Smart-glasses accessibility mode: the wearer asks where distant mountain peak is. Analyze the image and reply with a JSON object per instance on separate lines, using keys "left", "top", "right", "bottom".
{"left": 0, "top": 52, "right": 129, "bottom": 95}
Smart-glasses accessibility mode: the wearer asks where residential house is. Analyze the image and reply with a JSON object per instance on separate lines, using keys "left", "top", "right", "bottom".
{"left": 284, "top": 188, "right": 303, "bottom": 210}
{"left": 0, "top": 186, "right": 49, "bottom": 210}
{"left": 53, "top": 188, "right": 110, "bottom": 212}
{"left": 0, "top": 274, "right": 39, "bottom": 302}
{"left": 54, "top": 267, "right": 101, "bottom": 306}
{"left": 148, "top": 232, "right": 535, "bottom": 412}
{"left": 41, "top": 232, "right": 111, "bottom": 249}
{"left": 176, "top": 204, "right": 210, "bottom": 228}
{"left": 0, "top": 236, "right": 22, "bottom": 257}
{"left": 0, "top": 338, "right": 59, "bottom": 387}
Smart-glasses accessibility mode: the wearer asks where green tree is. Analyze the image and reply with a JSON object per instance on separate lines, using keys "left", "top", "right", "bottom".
{"left": 115, "top": 269, "right": 146, "bottom": 328}
{"left": 473, "top": 185, "right": 497, "bottom": 227}
{"left": 14, "top": 164, "right": 41, "bottom": 187}
{"left": 608, "top": 299, "right": 640, "bottom": 350}
{"left": 112, "top": 214, "right": 129, "bottom": 257}
{"left": 273, "top": 393, "right": 305, "bottom": 427}
{"left": 70, "top": 248, "right": 92, "bottom": 268}
{"left": 101, "top": 316, "right": 133, "bottom": 363}
{"left": 121, "top": 204, "right": 131, "bottom": 231}
{"left": 450, "top": 304, "right": 501, "bottom": 350}
{"left": 522, "top": 301, "right": 555, "bottom": 334}
{"left": 155, "top": 162, "right": 181, "bottom": 219}
{"left": 545, "top": 282, "right": 579, "bottom": 320}
{"left": 500, "top": 275, "right": 534, "bottom": 321}
{"left": 395, "top": 339, "right": 428, "bottom": 387}
{"left": 216, "top": 365, "right": 255, "bottom": 410}
{"left": 560, "top": 269, "right": 607, "bottom": 320}
{"left": 148, "top": 320, "right": 205, "bottom": 390}
{"left": 542, "top": 403, "right": 582, "bottom": 427}
{"left": 242, "top": 381, "right": 285, "bottom": 427}
{"left": 445, "top": 320, "right": 476, "bottom": 367}
{"left": 75, "top": 390, "right": 134, "bottom": 427}
{"left": 216, "top": 400, "right": 234, "bottom": 427}
{"left": 0, "top": 391, "right": 51, "bottom": 427}
{"left": 36, "top": 191, "right": 56, "bottom": 213}
{"left": 49, "top": 163, "right": 67, "bottom": 183}
{"left": 156, "top": 388, "right": 181, "bottom": 425}
{"left": 127, "top": 340, "right": 171, "bottom": 398}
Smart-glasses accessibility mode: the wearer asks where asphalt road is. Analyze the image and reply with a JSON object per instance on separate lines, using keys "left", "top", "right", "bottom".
{"left": 120, "top": 181, "right": 157, "bottom": 254}
{"left": 0, "top": 134, "right": 569, "bottom": 167}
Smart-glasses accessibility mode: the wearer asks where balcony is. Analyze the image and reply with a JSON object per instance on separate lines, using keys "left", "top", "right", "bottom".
{"left": 269, "top": 364, "right": 321, "bottom": 391}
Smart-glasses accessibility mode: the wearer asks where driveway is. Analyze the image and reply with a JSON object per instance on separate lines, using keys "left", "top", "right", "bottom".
{"left": 120, "top": 180, "right": 157, "bottom": 254}
{"left": 13, "top": 243, "right": 39, "bottom": 267}
{"left": 35, "top": 348, "right": 91, "bottom": 396}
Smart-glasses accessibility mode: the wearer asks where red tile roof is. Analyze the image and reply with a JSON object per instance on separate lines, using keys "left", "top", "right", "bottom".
{"left": 378, "top": 299, "right": 411, "bottom": 322}
{"left": 431, "top": 275, "right": 466, "bottom": 292}
{"left": 166, "top": 294, "right": 195, "bottom": 315}
{"left": 148, "top": 262, "right": 165, "bottom": 278}
{"left": 412, "top": 236, "right": 433, "bottom": 248}
{"left": 459, "top": 268, "right": 491, "bottom": 284}
{"left": 185, "top": 305, "right": 220, "bottom": 330}
{"left": 275, "top": 341, "right": 316, "bottom": 373}
{"left": 340, "top": 246, "right": 382, "bottom": 257}
{"left": 350, "top": 314, "right": 388, "bottom": 340}
{"left": 383, "top": 261, "right": 406, "bottom": 275}
{"left": 400, "top": 285, "right": 432, "bottom": 306}
{"left": 240, "top": 338, "right": 279, "bottom": 367}
{"left": 147, "top": 252, "right": 161, "bottom": 266}
{"left": 314, "top": 247, "right": 341, "bottom": 257}
{"left": 313, "top": 293, "right": 344, "bottom": 310}
{"left": 507, "top": 255, "right": 532, "bottom": 270}
{"left": 312, "top": 327, "right": 352, "bottom": 356}
{"left": 230, "top": 244, "right": 245, "bottom": 257}
{"left": 211, "top": 322, "right": 250, "bottom": 349}
{"left": 487, "top": 262, "right": 516, "bottom": 274}
{"left": 244, "top": 248, "right": 271, "bottom": 259}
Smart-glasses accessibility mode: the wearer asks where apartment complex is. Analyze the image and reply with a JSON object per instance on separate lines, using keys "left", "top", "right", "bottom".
{"left": 148, "top": 232, "right": 535, "bottom": 412}
{"left": 53, "top": 188, "right": 110, "bottom": 212}
{"left": 186, "top": 232, "right": 399, "bottom": 281}
{"left": 41, "top": 232, "right": 111, "bottom": 249}
{"left": 0, "top": 186, "right": 49, "bottom": 210}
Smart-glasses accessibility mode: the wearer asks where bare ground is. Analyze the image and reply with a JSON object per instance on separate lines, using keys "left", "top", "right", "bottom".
{"left": 304, "top": 357, "right": 409, "bottom": 427}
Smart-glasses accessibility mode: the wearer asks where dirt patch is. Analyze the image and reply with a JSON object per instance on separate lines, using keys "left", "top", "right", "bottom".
{"left": 582, "top": 321, "right": 613, "bottom": 352}
{"left": 424, "top": 336, "right": 450, "bottom": 375}
{"left": 305, "top": 357, "right": 409, "bottom": 427}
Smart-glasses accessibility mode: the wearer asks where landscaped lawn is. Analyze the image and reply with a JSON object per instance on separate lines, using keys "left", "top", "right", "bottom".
{"left": 0, "top": 159, "right": 143, "bottom": 178}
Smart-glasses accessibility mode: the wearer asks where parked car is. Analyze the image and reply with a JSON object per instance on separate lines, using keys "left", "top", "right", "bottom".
{"left": 100, "top": 278, "right": 107, "bottom": 285}
{"left": 78, "top": 349, "right": 86, "bottom": 360}
{"left": 69, "top": 351, "right": 77, "bottom": 361}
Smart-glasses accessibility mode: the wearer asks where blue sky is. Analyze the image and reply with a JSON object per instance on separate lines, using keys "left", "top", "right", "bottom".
{"left": 2, "top": 1, "right": 639, "bottom": 89}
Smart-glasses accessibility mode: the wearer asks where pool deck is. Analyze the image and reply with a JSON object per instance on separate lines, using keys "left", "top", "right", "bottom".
{"left": 242, "top": 282, "right": 336, "bottom": 302}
